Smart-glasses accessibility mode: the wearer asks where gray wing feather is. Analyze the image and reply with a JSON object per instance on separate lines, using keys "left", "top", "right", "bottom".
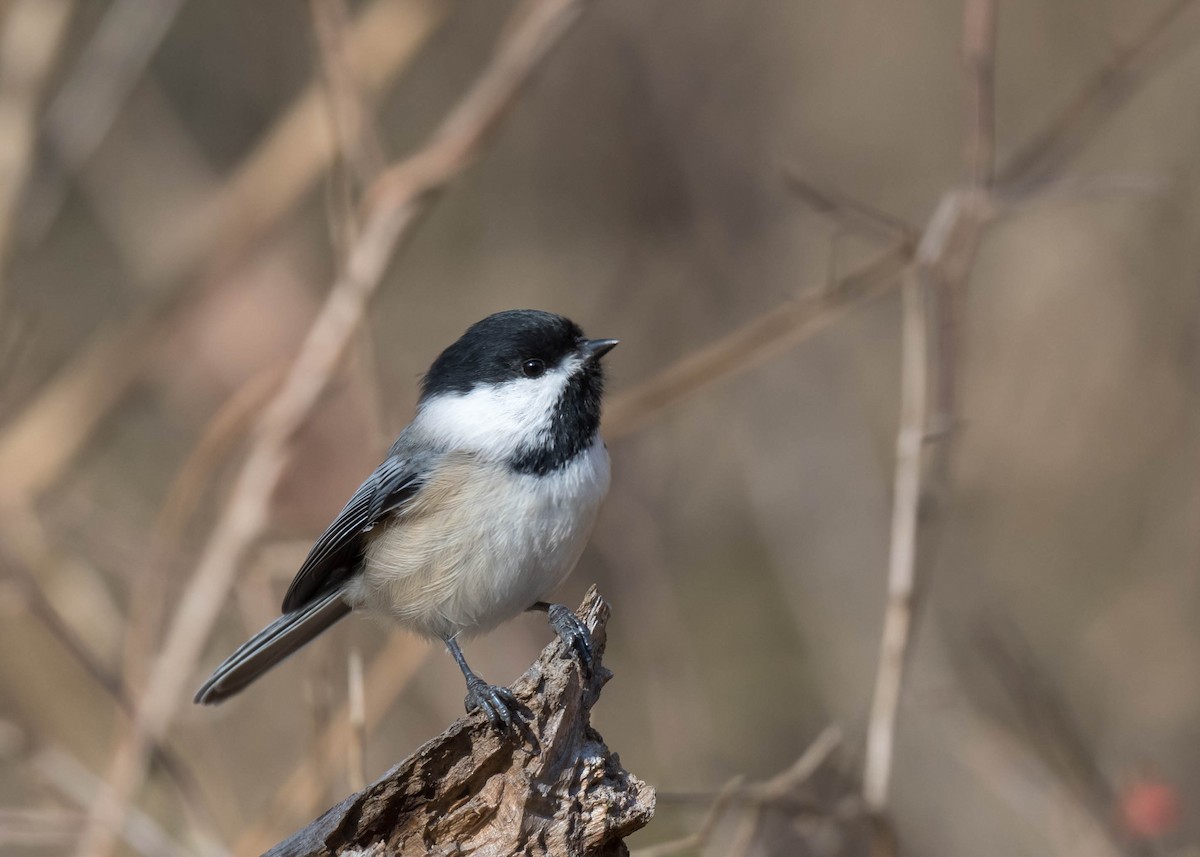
{"left": 280, "top": 454, "right": 425, "bottom": 613}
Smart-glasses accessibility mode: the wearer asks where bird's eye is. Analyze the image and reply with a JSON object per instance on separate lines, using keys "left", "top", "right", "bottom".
{"left": 522, "top": 358, "right": 546, "bottom": 378}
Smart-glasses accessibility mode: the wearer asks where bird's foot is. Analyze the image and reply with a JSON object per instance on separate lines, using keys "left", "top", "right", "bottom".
{"left": 546, "top": 603, "right": 594, "bottom": 676}
{"left": 464, "top": 676, "right": 522, "bottom": 733}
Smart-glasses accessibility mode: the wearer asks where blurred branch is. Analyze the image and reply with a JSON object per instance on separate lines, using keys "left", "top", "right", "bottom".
{"left": 345, "top": 648, "right": 366, "bottom": 793}
{"left": 0, "top": 0, "right": 448, "bottom": 510}
{"left": 233, "top": 633, "right": 430, "bottom": 854}
{"left": 76, "top": 3, "right": 603, "bottom": 855}
{"left": 860, "top": 0, "right": 1200, "bottom": 822}
{"left": 636, "top": 725, "right": 843, "bottom": 857}
{"left": 264, "top": 589, "right": 653, "bottom": 857}
{"left": 862, "top": 265, "right": 931, "bottom": 815}
{"left": 30, "top": 0, "right": 188, "bottom": 239}
{"left": 863, "top": 0, "right": 997, "bottom": 817}
{"left": 633, "top": 776, "right": 743, "bottom": 857}
{"left": 996, "top": 0, "right": 1200, "bottom": 193}
{"left": 655, "top": 725, "right": 843, "bottom": 811}
{"left": 951, "top": 602, "right": 1196, "bottom": 855}
{"left": 783, "top": 168, "right": 916, "bottom": 243}
{"left": 350, "top": 331, "right": 394, "bottom": 455}
{"left": 0, "top": 317, "right": 167, "bottom": 505}
{"left": 971, "top": 621, "right": 1149, "bottom": 855}
{"left": 0, "top": 524, "right": 219, "bottom": 844}
{"left": 309, "top": 0, "right": 386, "bottom": 189}
{"left": 723, "top": 725, "right": 845, "bottom": 857}
{"left": 613, "top": 13, "right": 1200, "bottom": 827}
{"left": 309, "top": 0, "right": 387, "bottom": 262}
{"left": 962, "top": 0, "right": 996, "bottom": 189}
{"left": 193, "top": 0, "right": 449, "bottom": 279}
{"left": 121, "top": 366, "right": 285, "bottom": 693}
{"left": 606, "top": 240, "right": 912, "bottom": 440}
{"left": 33, "top": 749, "right": 196, "bottom": 857}
{"left": 0, "top": 311, "right": 32, "bottom": 410}
{"left": 943, "top": 691, "right": 1125, "bottom": 857}
{"left": 858, "top": 152, "right": 994, "bottom": 825}
{"left": 0, "top": 531, "right": 127, "bottom": 706}
{"left": 995, "top": 172, "right": 1171, "bottom": 213}
{"left": 0, "top": 0, "right": 74, "bottom": 304}
{"left": 0, "top": 807, "right": 84, "bottom": 849}
{"left": 160, "top": 367, "right": 288, "bottom": 547}
{"left": 608, "top": 0, "right": 1200, "bottom": 448}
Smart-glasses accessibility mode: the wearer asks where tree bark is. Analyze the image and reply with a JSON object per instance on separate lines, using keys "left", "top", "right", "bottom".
{"left": 266, "top": 587, "right": 654, "bottom": 856}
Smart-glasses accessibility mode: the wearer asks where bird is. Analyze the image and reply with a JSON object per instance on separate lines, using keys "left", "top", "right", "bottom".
{"left": 194, "top": 309, "right": 618, "bottom": 732}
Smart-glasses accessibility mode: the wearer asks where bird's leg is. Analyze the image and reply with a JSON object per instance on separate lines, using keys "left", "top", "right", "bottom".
{"left": 443, "top": 636, "right": 521, "bottom": 732}
{"left": 529, "top": 600, "right": 593, "bottom": 675}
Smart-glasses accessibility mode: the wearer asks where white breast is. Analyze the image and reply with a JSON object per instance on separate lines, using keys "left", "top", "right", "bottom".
{"left": 348, "top": 437, "right": 610, "bottom": 640}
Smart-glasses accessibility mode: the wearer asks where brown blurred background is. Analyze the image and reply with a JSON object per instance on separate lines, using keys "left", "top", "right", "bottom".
{"left": 1, "top": 0, "right": 1198, "bottom": 854}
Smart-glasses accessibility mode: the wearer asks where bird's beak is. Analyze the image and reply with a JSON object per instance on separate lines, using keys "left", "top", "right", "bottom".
{"left": 580, "top": 338, "right": 619, "bottom": 363}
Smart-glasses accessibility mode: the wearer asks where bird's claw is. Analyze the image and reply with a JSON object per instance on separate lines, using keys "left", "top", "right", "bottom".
{"left": 464, "top": 677, "right": 521, "bottom": 733}
{"left": 547, "top": 603, "right": 594, "bottom": 676}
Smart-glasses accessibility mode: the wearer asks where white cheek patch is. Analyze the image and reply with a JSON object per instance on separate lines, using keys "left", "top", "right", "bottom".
{"left": 413, "top": 363, "right": 576, "bottom": 460}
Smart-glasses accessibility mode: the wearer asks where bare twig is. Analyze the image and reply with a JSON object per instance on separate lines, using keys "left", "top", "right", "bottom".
{"left": 0, "top": 521, "right": 220, "bottom": 843}
{"left": 33, "top": 749, "right": 196, "bottom": 857}
{"left": 350, "top": 331, "right": 394, "bottom": 455}
{"left": 194, "top": 0, "right": 450, "bottom": 279}
{"left": 962, "top": 0, "right": 997, "bottom": 189}
{"left": 726, "top": 808, "right": 762, "bottom": 857}
{"left": 0, "top": 311, "right": 32, "bottom": 411}
{"left": 75, "top": 3, "right": 602, "bottom": 855}
{"left": 30, "top": 0, "right": 189, "bottom": 238}
{"left": 157, "top": 367, "right": 286, "bottom": 547}
{"left": 996, "top": 0, "right": 1200, "bottom": 192}
{"left": 862, "top": 268, "right": 929, "bottom": 813}
{"left": 309, "top": 0, "right": 388, "bottom": 261}
{"left": 783, "top": 168, "right": 916, "bottom": 243}
{"left": 233, "top": 634, "right": 430, "bottom": 855}
{"left": 122, "top": 366, "right": 284, "bottom": 693}
{"left": 0, "top": 315, "right": 171, "bottom": 505}
{"left": 862, "top": 0, "right": 997, "bottom": 815}
{"left": 309, "top": 0, "right": 386, "bottom": 190}
{"left": 970, "top": 621, "right": 1152, "bottom": 856}
{"left": 0, "top": 807, "right": 84, "bottom": 849}
{"left": 0, "top": 0, "right": 74, "bottom": 301}
{"left": 633, "top": 776, "right": 744, "bottom": 857}
{"left": 946, "top": 710, "right": 1123, "bottom": 857}
{"left": 345, "top": 648, "right": 367, "bottom": 792}
{"left": 995, "top": 172, "right": 1170, "bottom": 215}
{"left": 0, "top": 530, "right": 126, "bottom": 706}
{"left": 741, "top": 724, "right": 844, "bottom": 803}
{"left": 724, "top": 728, "right": 847, "bottom": 857}
{"left": 606, "top": 240, "right": 912, "bottom": 440}
{"left": 636, "top": 726, "right": 842, "bottom": 857}
{"left": 857, "top": 159, "right": 993, "bottom": 826}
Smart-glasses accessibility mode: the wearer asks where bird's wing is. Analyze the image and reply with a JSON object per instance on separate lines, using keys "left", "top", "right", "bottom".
{"left": 280, "top": 454, "right": 425, "bottom": 613}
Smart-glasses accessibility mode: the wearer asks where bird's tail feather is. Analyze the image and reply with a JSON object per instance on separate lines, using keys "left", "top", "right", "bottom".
{"left": 194, "top": 589, "right": 351, "bottom": 705}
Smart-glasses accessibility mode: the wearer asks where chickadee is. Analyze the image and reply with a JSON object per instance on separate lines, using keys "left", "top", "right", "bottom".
{"left": 194, "top": 310, "right": 618, "bottom": 731}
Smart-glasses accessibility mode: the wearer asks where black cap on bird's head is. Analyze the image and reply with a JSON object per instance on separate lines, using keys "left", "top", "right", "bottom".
{"left": 421, "top": 310, "right": 617, "bottom": 400}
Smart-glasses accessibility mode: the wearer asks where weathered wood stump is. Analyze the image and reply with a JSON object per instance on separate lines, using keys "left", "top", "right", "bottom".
{"left": 266, "top": 587, "right": 654, "bottom": 856}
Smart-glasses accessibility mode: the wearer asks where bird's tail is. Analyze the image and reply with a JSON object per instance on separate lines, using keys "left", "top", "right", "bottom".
{"left": 194, "top": 589, "right": 351, "bottom": 705}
